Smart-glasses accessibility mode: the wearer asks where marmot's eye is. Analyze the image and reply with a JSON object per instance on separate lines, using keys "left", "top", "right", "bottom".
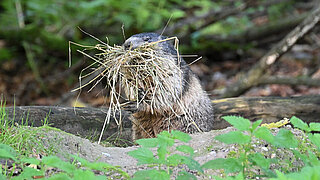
{"left": 142, "top": 36, "right": 151, "bottom": 41}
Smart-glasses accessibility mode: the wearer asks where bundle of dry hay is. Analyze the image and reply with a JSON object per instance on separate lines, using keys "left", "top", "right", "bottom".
{"left": 70, "top": 36, "right": 193, "bottom": 143}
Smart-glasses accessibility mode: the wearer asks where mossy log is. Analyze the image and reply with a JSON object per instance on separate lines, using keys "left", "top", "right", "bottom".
{"left": 4, "top": 96, "right": 320, "bottom": 140}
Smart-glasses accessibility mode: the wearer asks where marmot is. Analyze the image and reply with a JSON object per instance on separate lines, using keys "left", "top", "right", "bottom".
{"left": 122, "top": 32, "right": 214, "bottom": 139}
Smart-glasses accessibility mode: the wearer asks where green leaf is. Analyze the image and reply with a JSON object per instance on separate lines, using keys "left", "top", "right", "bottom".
{"left": 127, "top": 147, "right": 156, "bottom": 165}
{"left": 271, "top": 170, "right": 287, "bottom": 180}
{"left": 73, "top": 169, "right": 96, "bottom": 180}
{"left": 310, "top": 123, "right": 320, "bottom": 132}
{"left": 222, "top": 116, "right": 251, "bottom": 131}
{"left": 87, "top": 162, "right": 113, "bottom": 171}
{"left": 71, "top": 156, "right": 114, "bottom": 172}
{"left": 273, "top": 129, "right": 298, "bottom": 148}
{"left": 70, "top": 155, "right": 89, "bottom": 166}
{"left": 248, "top": 153, "right": 270, "bottom": 169}
{"left": 21, "top": 157, "right": 40, "bottom": 165}
{"left": 12, "top": 167, "right": 43, "bottom": 180}
{"left": 251, "top": 120, "right": 263, "bottom": 131}
{"left": 47, "top": 173, "right": 72, "bottom": 180}
{"left": 157, "top": 131, "right": 175, "bottom": 147}
{"left": 136, "top": 138, "right": 159, "bottom": 148}
{"left": 176, "top": 145, "right": 194, "bottom": 156}
{"left": 215, "top": 131, "right": 250, "bottom": 144}
{"left": 42, "top": 156, "right": 75, "bottom": 174}
{"left": 157, "top": 146, "right": 167, "bottom": 163}
{"left": 132, "top": 169, "right": 170, "bottom": 180}
{"left": 167, "top": 154, "right": 184, "bottom": 166}
{"left": 308, "top": 150, "right": 320, "bottom": 166}
{"left": 290, "top": 116, "right": 310, "bottom": 132}
{"left": 254, "top": 127, "right": 274, "bottom": 143}
{"left": 159, "top": 131, "right": 171, "bottom": 137}
{"left": 233, "top": 172, "right": 245, "bottom": 180}
{"left": 167, "top": 154, "right": 202, "bottom": 172}
{"left": 176, "top": 171, "right": 197, "bottom": 180}
{"left": 309, "top": 134, "right": 320, "bottom": 148}
{"left": 0, "top": 149, "right": 16, "bottom": 161}
{"left": 0, "top": 173, "right": 7, "bottom": 180}
{"left": 181, "top": 156, "right": 203, "bottom": 173}
{"left": 284, "top": 165, "right": 320, "bottom": 180}
{"left": 0, "top": 144, "right": 17, "bottom": 161}
{"left": 202, "top": 158, "right": 242, "bottom": 173}
{"left": 171, "top": 130, "right": 191, "bottom": 142}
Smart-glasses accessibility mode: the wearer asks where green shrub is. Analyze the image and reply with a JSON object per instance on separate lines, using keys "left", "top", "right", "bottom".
{"left": 130, "top": 116, "right": 320, "bottom": 179}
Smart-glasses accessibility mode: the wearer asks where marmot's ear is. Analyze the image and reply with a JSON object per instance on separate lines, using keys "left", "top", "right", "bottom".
{"left": 158, "top": 35, "right": 164, "bottom": 41}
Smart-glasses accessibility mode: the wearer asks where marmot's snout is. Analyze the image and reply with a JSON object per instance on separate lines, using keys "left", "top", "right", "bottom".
{"left": 123, "top": 33, "right": 163, "bottom": 50}
{"left": 123, "top": 36, "right": 150, "bottom": 50}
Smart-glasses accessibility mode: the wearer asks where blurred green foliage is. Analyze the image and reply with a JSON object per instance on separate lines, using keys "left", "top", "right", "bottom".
{"left": 0, "top": 0, "right": 215, "bottom": 66}
{"left": 0, "top": 0, "right": 298, "bottom": 65}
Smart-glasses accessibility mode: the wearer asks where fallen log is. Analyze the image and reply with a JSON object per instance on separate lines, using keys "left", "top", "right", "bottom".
{"left": 3, "top": 95, "right": 320, "bottom": 140}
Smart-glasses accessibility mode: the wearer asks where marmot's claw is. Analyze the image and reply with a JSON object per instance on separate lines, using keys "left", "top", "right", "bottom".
{"left": 122, "top": 101, "right": 139, "bottom": 113}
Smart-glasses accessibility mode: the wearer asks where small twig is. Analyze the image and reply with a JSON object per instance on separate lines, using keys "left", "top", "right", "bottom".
{"left": 15, "top": 0, "right": 25, "bottom": 28}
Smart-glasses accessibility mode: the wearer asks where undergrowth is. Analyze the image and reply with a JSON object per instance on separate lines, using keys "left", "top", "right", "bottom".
{"left": 0, "top": 145, "right": 129, "bottom": 179}
{"left": 0, "top": 101, "right": 129, "bottom": 179}
{"left": 1, "top": 102, "right": 320, "bottom": 180}
{"left": 128, "top": 116, "right": 320, "bottom": 180}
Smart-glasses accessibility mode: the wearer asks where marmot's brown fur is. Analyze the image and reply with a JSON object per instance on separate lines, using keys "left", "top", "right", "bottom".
{"left": 122, "top": 32, "right": 214, "bottom": 140}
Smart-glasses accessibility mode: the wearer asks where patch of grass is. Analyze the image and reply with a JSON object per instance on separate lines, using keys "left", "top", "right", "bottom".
{"left": 0, "top": 100, "right": 130, "bottom": 179}
{"left": 0, "top": 100, "right": 55, "bottom": 158}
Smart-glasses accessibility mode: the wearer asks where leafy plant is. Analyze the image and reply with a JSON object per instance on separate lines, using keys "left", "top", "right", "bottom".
{"left": 202, "top": 116, "right": 320, "bottom": 179}
{"left": 0, "top": 144, "right": 129, "bottom": 179}
{"left": 128, "top": 130, "right": 200, "bottom": 180}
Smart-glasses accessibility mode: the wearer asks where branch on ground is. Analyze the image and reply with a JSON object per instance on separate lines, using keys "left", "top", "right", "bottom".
{"left": 257, "top": 76, "right": 320, "bottom": 87}
{"left": 221, "top": 5, "right": 320, "bottom": 98}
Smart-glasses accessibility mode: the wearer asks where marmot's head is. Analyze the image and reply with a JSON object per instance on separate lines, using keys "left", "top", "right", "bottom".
{"left": 121, "top": 33, "right": 185, "bottom": 108}
{"left": 123, "top": 32, "right": 176, "bottom": 55}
